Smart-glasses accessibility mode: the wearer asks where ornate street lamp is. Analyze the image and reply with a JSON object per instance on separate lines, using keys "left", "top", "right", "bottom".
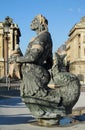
{"left": 3, "top": 16, "right": 13, "bottom": 85}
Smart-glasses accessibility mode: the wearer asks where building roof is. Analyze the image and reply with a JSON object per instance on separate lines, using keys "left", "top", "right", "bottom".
{"left": 69, "top": 16, "right": 85, "bottom": 36}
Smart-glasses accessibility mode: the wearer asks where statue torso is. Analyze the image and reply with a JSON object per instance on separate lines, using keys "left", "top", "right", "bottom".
{"left": 25, "top": 31, "right": 53, "bottom": 68}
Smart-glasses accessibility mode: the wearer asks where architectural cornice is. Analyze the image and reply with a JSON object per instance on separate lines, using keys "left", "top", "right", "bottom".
{"left": 69, "top": 16, "right": 85, "bottom": 36}
{"left": 70, "top": 59, "right": 85, "bottom": 64}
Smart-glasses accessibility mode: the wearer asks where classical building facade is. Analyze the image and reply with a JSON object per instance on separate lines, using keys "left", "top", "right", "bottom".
{"left": 66, "top": 16, "right": 85, "bottom": 83}
{"left": 0, "top": 17, "right": 21, "bottom": 77}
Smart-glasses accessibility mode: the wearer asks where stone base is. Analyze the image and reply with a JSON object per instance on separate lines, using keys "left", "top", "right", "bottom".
{"left": 37, "top": 118, "right": 59, "bottom": 126}
{"left": 72, "top": 107, "right": 85, "bottom": 115}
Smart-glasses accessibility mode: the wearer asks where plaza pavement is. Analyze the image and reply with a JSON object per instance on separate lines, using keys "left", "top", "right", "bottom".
{"left": 0, "top": 92, "right": 85, "bottom": 130}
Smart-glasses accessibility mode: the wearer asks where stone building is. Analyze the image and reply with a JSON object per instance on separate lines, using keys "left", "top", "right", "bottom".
{"left": 66, "top": 16, "right": 85, "bottom": 83}
{"left": 57, "top": 44, "right": 66, "bottom": 55}
{"left": 0, "top": 17, "right": 21, "bottom": 77}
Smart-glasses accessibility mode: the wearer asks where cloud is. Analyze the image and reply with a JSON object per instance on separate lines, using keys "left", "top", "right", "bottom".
{"left": 68, "top": 8, "right": 74, "bottom": 12}
{"left": 68, "top": 8, "right": 85, "bottom": 14}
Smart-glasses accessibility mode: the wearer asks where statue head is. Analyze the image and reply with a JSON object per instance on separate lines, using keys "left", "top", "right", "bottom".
{"left": 30, "top": 14, "right": 48, "bottom": 33}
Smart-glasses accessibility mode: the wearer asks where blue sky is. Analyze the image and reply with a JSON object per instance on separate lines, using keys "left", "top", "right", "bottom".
{"left": 0, "top": 0, "right": 85, "bottom": 54}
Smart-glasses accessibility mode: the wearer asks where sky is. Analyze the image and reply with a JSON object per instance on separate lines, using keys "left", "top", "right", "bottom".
{"left": 0, "top": 0, "right": 85, "bottom": 54}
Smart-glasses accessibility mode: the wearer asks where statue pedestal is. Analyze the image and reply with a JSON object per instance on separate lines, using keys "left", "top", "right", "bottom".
{"left": 37, "top": 118, "right": 59, "bottom": 126}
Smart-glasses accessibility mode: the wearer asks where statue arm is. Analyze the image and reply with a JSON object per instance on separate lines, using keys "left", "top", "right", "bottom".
{"left": 43, "top": 52, "right": 53, "bottom": 70}
{"left": 16, "top": 44, "right": 44, "bottom": 63}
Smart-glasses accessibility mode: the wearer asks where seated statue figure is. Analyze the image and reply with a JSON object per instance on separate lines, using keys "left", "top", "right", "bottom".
{"left": 9, "top": 14, "right": 81, "bottom": 126}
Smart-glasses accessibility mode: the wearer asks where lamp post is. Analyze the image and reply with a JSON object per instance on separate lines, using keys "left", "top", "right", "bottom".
{"left": 3, "top": 16, "right": 13, "bottom": 86}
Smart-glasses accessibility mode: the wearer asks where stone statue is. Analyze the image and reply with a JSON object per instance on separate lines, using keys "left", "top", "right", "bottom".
{"left": 53, "top": 52, "right": 66, "bottom": 72}
{"left": 8, "top": 44, "right": 23, "bottom": 79}
{"left": 9, "top": 14, "right": 81, "bottom": 126}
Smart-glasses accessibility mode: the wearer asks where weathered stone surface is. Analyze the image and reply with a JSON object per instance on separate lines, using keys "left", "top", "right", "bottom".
{"left": 9, "top": 14, "right": 81, "bottom": 126}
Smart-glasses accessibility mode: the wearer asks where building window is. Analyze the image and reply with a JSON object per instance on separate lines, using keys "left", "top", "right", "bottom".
{"left": 0, "top": 46, "right": 2, "bottom": 58}
{"left": 78, "top": 45, "right": 80, "bottom": 58}
{"left": 84, "top": 48, "right": 85, "bottom": 55}
{"left": 78, "top": 34, "right": 80, "bottom": 43}
{"left": 83, "top": 36, "right": 85, "bottom": 43}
